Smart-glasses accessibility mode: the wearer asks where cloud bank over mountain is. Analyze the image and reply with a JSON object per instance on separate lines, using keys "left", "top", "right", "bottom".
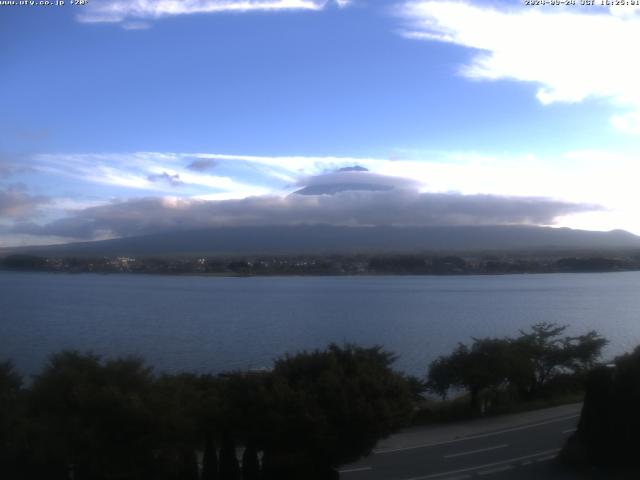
{"left": 11, "top": 168, "right": 598, "bottom": 241}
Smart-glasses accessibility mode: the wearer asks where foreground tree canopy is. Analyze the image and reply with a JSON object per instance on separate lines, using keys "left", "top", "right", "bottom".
{"left": 562, "top": 345, "right": 640, "bottom": 471}
{"left": 0, "top": 326, "right": 612, "bottom": 479}
{"left": 426, "top": 323, "right": 607, "bottom": 411}
{"left": 0, "top": 344, "right": 413, "bottom": 480}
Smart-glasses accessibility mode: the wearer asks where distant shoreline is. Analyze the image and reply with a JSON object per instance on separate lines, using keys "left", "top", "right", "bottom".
{"left": 2, "top": 251, "right": 640, "bottom": 278}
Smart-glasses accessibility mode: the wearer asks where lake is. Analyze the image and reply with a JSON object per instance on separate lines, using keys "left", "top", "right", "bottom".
{"left": 2, "top": 271, "right": 640, "bottom": 378}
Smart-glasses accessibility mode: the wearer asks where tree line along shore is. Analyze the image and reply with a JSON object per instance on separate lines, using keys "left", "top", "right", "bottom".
{"left": 3, "top": 251, "right": 640, "bottom": 276}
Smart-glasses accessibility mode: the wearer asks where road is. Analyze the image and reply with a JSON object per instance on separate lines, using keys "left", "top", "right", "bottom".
{"left": 339, "top": 403, "right": 584, "bottom": 480}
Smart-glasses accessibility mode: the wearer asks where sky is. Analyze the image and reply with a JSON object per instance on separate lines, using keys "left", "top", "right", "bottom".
{"left": 1, "top": 0, "right": 640, "bottom": 247}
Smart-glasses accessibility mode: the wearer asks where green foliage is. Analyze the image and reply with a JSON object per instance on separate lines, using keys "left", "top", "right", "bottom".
{"left": 0, "top": 344, "right": 416, "bottom": 478}
{"left": 0, "top": 361, "right": 22, "bottom": 393}
{"left": 2, "top": 254, "right": 47, "bottom": 270}
{"left": 152, "top": 372, "right": 217, "bottom": 448}
{"left": 431, "top": 256, "right": 467, "bottom": 274}
{"left": 369, "top": 255, "right": 428, "bottom": 274}
{"left": 216, "top": 372, "right": 271, "bottom": 443}
{"left": 404, "top": 374, "right": 427, "bottom": 402}
{"left": 426, "top": 323, "right": 607, "bottom": 411}
{"left": 28, "top": 351, "right": 157, "bottom": 479}
{"left": 425, "top": 356, "right": 456, "bottom": 400}
{"left": 180, "top": 449, "right": 199, "bottom": 480}
{"left": 511, "top": 323, "right": 607, "bottom": 397}
{"left": 427, "top": 339, "right": 513, "bottom": 411}
{"left": 562, "top": 346, "right": 640, "bottom": 470}
{"left": 266, "top": 344, "right": 413, "bottom": 467}
{"left": 241, "top": 442, "right": 260, "bottom": 480}
{"left": 556, "top": 257, "right": 623, "bottom": 272}
{"left": 219, "top": 434, "right": 241, "bottom": 480}
{"left": 210, "top": 344, "right": 413, "bottom": 475}
{"left": 0, "top": 361, "right": 25, "bottom": 477}
{"left": 201, "top": 435, "right": 219, "bottom": 480}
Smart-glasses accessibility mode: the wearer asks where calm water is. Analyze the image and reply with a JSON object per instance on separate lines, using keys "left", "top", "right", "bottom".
{"left": 2, "top": 271, "right": 640, "bottom": 378}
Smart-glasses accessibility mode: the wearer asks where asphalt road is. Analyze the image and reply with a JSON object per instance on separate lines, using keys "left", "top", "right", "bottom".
{"left": 339, "top": 404, "right": 584, "bottom": 480}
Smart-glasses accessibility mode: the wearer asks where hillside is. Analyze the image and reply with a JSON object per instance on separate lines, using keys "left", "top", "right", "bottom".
{"left": 4, "top": 225, "right": 640, "bottom": 258}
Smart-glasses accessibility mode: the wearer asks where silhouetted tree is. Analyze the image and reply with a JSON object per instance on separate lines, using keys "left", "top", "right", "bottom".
{"left": 427, "top": 324, "right": 607, "bottom": 410}
{"left": 437, "top": 339, "right": 513, "bottom": 412}
{"left": 431, "top": 256, "right": 467, "bottom": 274}
{"left": 369, "top": 255, "right": 428, "bottom": 274}
{"left": 241, "top": 441, "right": 260, "bottom": 480}
{"left": 202, "top": 434, "right": 219, "bottom": 480}
{"left": 219, "top": 434, "right": 241, "bottom": 480}
{"left": 556, "top": 257, "right": 621, "bottom": 272}
{"left": 28, "top": 351, "right": 157, "bottom": 480}
{"left": 1, "top": 344, "right": 413, "bottom": 480}
{"left": 180, "top": 448, "right": 199, "bottom": 480}
{"left": 0, "top": 361, "right": 25, "bottom": 478}
{"left": 426, "top": 355, "right": 458, "bottom": 401}
{"left": 511, "top": 323, "right": 606, "bottom": 398}
{"left": 404, "top": 375, "right": 427, "bottom": 402}
{"left": 2, "top": 254, "right": 47, "bottom": 270}
{"left": 153, "top": 373, "right": 202, "bottom": 449}
{"left": 561, "top": 345, "right": 640, "bottom": 470}
{"left": 263, "top": 344, "right": 413, "bottom": 474}
{"left": 227, "top": 261, "right": 252, "bottom": 274}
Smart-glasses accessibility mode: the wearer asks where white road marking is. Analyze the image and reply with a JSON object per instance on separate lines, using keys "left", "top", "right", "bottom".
{"left": 535, "top": 454, "right": 557, "bottom": 463}
{"left": 401, "top": 448, "right": 561, "bottom": 480}
{"left": 440, "top": 475, "right": 471, "bottom": 480}
{"left": 562, "top": 428, "right": 576, "bottom": 434}
{"left": 478, "top": 465, "right": 513, "bottom": 475}
{"left": 375, "top": 414, "right": 579, "bottom": 454}
{"left": 338, "top": 466, "right": 372, "bottom": 474}
{"left": 443, "top": 444, "right": 508, "bottom": 459}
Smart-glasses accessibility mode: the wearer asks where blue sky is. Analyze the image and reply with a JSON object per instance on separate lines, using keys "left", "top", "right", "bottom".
{"left": 1, "top": 0, "right": 640, "bottom": 246}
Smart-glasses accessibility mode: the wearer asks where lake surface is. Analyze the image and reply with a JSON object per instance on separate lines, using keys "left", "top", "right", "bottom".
{"left": 2, "top": 271, "right": 640, "bottom": 378}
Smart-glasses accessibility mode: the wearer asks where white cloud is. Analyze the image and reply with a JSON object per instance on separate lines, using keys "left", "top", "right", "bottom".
{"left": 189, "top": 152, "right": 388, "bottom": 173}
{"left": 18, "top": 149, "right": 640, "bottom": 237}
{"left": 33, "top": 152, "right": 267, "bottom": 197}
{"left": 122, "top": 21, "right": 152, "bottom": 30}
{"left": 399, "top": 1, "right": 640, "bottom": 133}
{"left": 611, "top": 111, "right": 640, "bottom": 134}
{"left": 77, "top": 0, "right": 348, "bottom": 25}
